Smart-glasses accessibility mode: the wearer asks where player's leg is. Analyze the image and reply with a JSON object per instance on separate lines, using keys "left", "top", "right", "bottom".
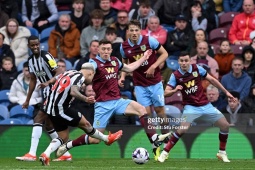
{"left": 39, "top": 116, "right": 69, "bottom": 166}
{"left": 158, "top": 105, "right": 201, "bottom": 162}
{"left": 15, "top": 110, "right": 48, "bottom": 161}
{"left": 214, "top": 113, "right": 230, "bottom": 162}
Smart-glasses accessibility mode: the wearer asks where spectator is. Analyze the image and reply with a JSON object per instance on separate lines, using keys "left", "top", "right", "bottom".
{"left": 0, "top": 18, "right": 30, "bottom": 66}
{"left": 0, "top": 4, "right": 9, "bottom": 28}
{"left": 57, "top": 59, "right": 67, "bottom": 72}
{"left": 84, "top": 0, "right": 100, "bottom": 13}
{"left": 80, "top": 9, "right": 106, "bottom": 57}
{"left": 223, "top": 0, "right": 243, "bottom": 13}
{"left": 188, "top": 29, "right": 214, "bottom": 58}
{"left": 199, "top": 0, "right": 217, "bottom": 33}
{"left": 153, "top": 0, "right": 189, "bottom": 32}
{"left": 221, "top": 91, "right": 251, "bottom": 126}
{"left": 190, "top": 41, "right": 219, "bottom": 79}
{"left": 110, "top": 10, "right": 129, "bottom": 41}
{"left": 100, "top": 0, "right": 118, "bottom": 26}
{"left": 55, "top": 0, "right": 72, "bottom": 11}
{"left": 75, "top": 40, "right": 99, "bottom": 70}
{"left": 71, "top": 84, "right": 95, "bottom": 125}
{"left": 250, "top": 30, "right": 255, "bottom": 50}
{"left": 241, "top": 45, "right": 255, "bottom": 83}
{"left": 141, "top": 15, "right": 167, "bottom": 45}
{"left": 0, "top": 57, "right": 18, "bottom": 90}
{"left": 0, "top": 0, "right": 19, "bottom": 20}
{"left": 0, "top": 32, "right": 15, "bottom": 68}
{"left": 206, "top": 84, "right": 227, "bottom": 111}
{"left": 213, "top": 0, "right": 223, "bottom": 15}
{"left": 8, "top": 61, "right": 42, "bottom": 111}
{"left": 111, "top": 0, "right": 132, "bottom": 12}
{"left": 242, "top": 83, "right": 255, "bottom": 114}
{"left": 48, "top": 14, "right": 80, "bottom": 64}
{"left": 221, "top": 57, "right": 252, "bottom": 100}
{"left": 164, "top": 14, "right": 194, "bottom": 60}
{"left": 229, "top": 0, "right": 255, "bottom": 45}
{"left": 129, "top": 0, "right": 155, "bottom": 30}
{"left": 21, "top": 0, "right": 58, "bottom": 33}
{"left": 189, "top": 0, "right": 208, "bottom": 32}
{"left": 69, "top": 0, "right": 90, "bottom": 33}
{"left": 105, "top": 27, "right": 123, "bottom": 61}
{"left": 214, "top": 39, "right": 235, "bottom": 80}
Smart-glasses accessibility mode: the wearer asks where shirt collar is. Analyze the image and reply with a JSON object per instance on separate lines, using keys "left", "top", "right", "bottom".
{"left": 178, "top": 65, "right": 192, "bottom": 75}
{"left": 95, "top": 55, "right": 111, "bottom": 63}
{"left": 127, "top": 35, "right": 143, "bottom": 47}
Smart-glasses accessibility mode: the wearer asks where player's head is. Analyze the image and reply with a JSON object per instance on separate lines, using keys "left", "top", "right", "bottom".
{"left": 178, "top": 51, "right": 191, "bottom": 72}
{"left": 98, "top": 39, "right": 112, "bottom": 60}
{"left": 127, "top": 19, "right": 141, "bottom": 44}
{"left": 28, "top": 35, "right": 40, "bottom": 55}
{"left": 81, "top": 62, "right": 95, "bottom": 85}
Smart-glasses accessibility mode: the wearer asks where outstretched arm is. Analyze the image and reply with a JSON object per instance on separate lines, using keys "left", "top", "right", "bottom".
{"left": 121, "top": 49, "right": 152, "bottom": 72}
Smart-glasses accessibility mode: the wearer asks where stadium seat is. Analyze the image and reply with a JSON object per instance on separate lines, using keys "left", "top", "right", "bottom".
{"left": 40, "top": 42, "right": 49, "bottom": 51}
{"left": 0, "top": 104, "right": 9, "bottom": 120}
{"left": 210, "top": 44, "right": 220, "bottom": 54}
{"left": 17, "top": 60, "right": 27, "bottom": 72}
{"left": 9, "top": 105, "right": 34, "bottom": 124}
{"left": 166, "top": 58, "right": 179, "bottom": 71}
{"left": 209, "top": 28, "right": 228, "bottom": 45}
{"left": 231, "top": 44, "right": 246, "bottom": 57}
{"left": 164, "top": 105, "right": 182, "bottom": 126}
{"left": 0, "top": 118, "right": 23, "bottom": 125}
{"left": 40, "top": 26, "right": 55, "bottom": 43}
{"left": 64, "top": 59, "right": 73, "bottom": 70}
{"left": 0, "top": 90, "right": 10, "bottom": 107}
{"left": 27, "top": 27, "right": 39, "bottom": 37}
{"left": 27, "top": 119, "right": 34, "bottom": 125}
{"left": 165, "top": 91, "right": 183, "bottom": 111}
{"left": 219, "top": 12, "right": 239, "bottom": 30}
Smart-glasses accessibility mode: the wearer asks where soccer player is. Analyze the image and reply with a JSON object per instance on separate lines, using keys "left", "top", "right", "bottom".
{"left": 119, "top": 19, "right": 169, "bottom": 160}
{"left": 39, "top": 63, "right": 122, "bottom": 166}
{"left": 157, "top": 51, "right": 235, "bottom": 163}
{"left": 56, "top": 39, "right": 170, "bottom": 158}
{"left": 15, "top": 35, "right": 72, "bottom": 161}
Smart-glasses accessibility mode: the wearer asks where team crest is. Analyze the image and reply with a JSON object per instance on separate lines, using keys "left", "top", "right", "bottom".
{"left": 192, "top": 71, "right": 198, "bottom": 77}
{"left": 111, "top": 61, "right": 116, "bottom": 66}
{"left": 128, "top": 50, "right": 131, "bottom": 53}
{"left": 140, "top": 45, "right": 146, "bottom": 51}
{"left": 96, "top": 120, "right": 100, "bottom": 126}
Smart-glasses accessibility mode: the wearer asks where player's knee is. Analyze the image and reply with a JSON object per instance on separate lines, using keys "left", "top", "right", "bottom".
{"left": 220, "top": 121, "right": 230, "bottom": 132}
{"left": 33, "top": 112, "right": 45, "bottom": 124}
{"left": 136, "top": 105, "right": 147, "bottom": 117}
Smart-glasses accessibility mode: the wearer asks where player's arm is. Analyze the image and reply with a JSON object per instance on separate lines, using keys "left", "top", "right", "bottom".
{"left": 152, "top": 45, "right": 168, "bottom": 69}
{"left": 205, "top": 73, "right": 236, "bottom": 101}
{"left": 23, "top": 73, "right": 37, "bottom": 108}
{"left": 164, "top": 85, "right": 183, "bottom": 97}
{"left": 38, "top": 77, "right": 57, "bottom": 89}
{"left": 118, "top": 58, "right": 128, "bottom": 87}
{"left": 121, "top": 49, "right": 152, "bottom": 72}
{"left": 70, "top": 85, "right": 95, "bottom": 104}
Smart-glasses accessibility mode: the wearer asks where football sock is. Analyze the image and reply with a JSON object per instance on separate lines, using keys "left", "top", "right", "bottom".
{"left": 44, "top": 137, "right": 63, "bottom": 157}
{"left": 164, "top": 132, "right": 182, "bottom": 152}
{"left": 139, "top": 114, "right": 157, "bottom": 143}
{"left": 29, "top": 124, "right": 43, "bottom": 156}
{"left": 47, "top": 129, "right": 58, "bottom": 139}
{"left": 71, "top": 134, "right": 89, "bottom": 147}
{"left": 88, "top": 128, "right": 108, "bottom": 142}
{"left": 219, "top": 131, "right": 228, "bottom": 151}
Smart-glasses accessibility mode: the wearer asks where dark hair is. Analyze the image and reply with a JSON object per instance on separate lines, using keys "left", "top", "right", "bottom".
{"left": 106, "top": 27, "right": 117, "bottom": 35}
{"left": 99, "top": 39, "right": 112, "bottom": 46}
{"left": 230, "top": 91, "right": 240, "bottom": 99}
{"left": 232, "top": 57, "right": 244, "bottom": 64}
{"left": 73, "top": 0, "right": 85, "bottom": 5}
{"left": 90, "top": 39, "right": 99, "bottom": 46}
{"left": 28, "top": 35, "right": 39, "bottom": 43}
{"left": 0, "top": 32, "right": 5, "bottom": 40}
{"left": 128, "top": 19, "right": 141, "bottom": 29}
{"left": 139, "top": 0, "right": 151, "bottom": 7}
{"left": 57, "top": 59, "right": 66, "bottom": 65}
{"left": 179, "top": 51, "right": 190, "bottom": 58}
{"left": 23, "top": 61, "right": 29, "bottom": 68}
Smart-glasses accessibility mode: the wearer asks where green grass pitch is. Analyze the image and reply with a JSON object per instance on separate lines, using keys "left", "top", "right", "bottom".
{"left": 0, "top": 158, "right": 254, "bottom": 170}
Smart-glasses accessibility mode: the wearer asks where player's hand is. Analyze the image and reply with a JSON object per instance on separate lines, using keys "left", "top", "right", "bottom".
{"left": 226, "top": 91, "right": 236, "bottom": 102}
{"left": 85, "top": 96, "right": 96, "bottom": 104}
{"left": 38, "top": 82, "right": 49, "bottom": 89}
{"left": 22, "top": 101, "right": 29, "bottom": 109}
{"left": 144, "top": 65, "right": 155, "bottom": 78}
{"left": 143, "top": 49, "right": 153, "bottom": 60}
{"left": 118, "top": 79, "right": 125, "bottom": 87}
{"left": 175, "top": 85, "right": 183, "bottom": 91}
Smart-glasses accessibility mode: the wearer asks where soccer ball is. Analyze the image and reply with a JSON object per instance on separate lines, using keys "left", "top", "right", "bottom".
{"left": 132, "top": 147, "right": 149, "bottom": 164}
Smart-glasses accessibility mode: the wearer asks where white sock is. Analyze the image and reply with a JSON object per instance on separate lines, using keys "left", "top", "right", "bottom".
{"left": 66, "top": 141, "right": 73, "bottom": 149}
{"left": 44, "top": 138, "right": 62, "bottom": 157}
{"left": 90, "top": 129, "right": 108, "bottom": 142}
{"left": 47, "top": 129, "right": 58, "bottom": 139}
{"left": 219, "top": 150, "right": 226, "bottom": 154}
{"left": 29, "top": 125, "right": 42, "bottom": 156}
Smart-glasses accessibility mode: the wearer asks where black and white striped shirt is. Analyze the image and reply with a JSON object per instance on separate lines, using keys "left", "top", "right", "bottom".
{"left": 28, "top": 50, "right": 58, "bottom": 97}
{"left": 44, "top": 70, "right": 85, "bottom": 116}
